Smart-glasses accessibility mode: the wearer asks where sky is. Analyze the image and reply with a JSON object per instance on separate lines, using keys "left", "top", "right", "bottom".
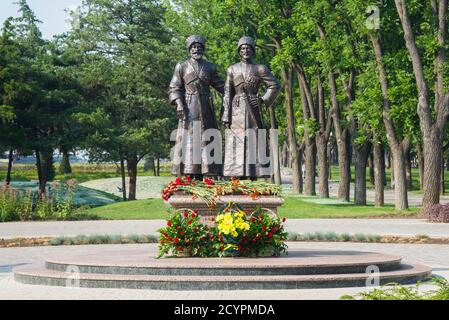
{"left": 0, "top": 0, "right": 83, "bottom": 39}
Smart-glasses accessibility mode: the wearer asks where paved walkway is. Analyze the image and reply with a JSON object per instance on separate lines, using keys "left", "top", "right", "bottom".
{"left": 0, "top": 242, "right": 448, "bottom": 300}
{"left": 1, "top": 219, "right": 449, "bottom": 239}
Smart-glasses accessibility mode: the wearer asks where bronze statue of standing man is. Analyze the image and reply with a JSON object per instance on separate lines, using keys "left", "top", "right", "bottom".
{"left": 221, "top": 36, "right": 280, "bottom": 179}
{"left": 169, "top": 35, "right": 224, "bottom": 179}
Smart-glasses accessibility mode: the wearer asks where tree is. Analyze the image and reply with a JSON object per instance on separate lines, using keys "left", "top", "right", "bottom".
{"left": 395, "top": 0, "right": 449, "bottom": 208}
{"left": 73, "top": 0, "right": 176, "bottom": 200}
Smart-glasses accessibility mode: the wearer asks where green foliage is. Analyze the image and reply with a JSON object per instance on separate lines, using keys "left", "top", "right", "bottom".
{"left": 157, "top": 205, "right": 288, "bottom": 258}
{"left": 0, "top": 180, "right": 80, "bottom": 222}
{"left": 341, "top": 277, "right": 449, "bottom": 300}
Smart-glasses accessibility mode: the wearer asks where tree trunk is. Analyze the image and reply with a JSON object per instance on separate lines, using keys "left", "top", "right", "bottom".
{"left": 5, "top": 148, "right": 13, "bottom": 185}
{"left": 281, "top": 142, "right": 288, "bottom": 167}
{"left": 441, "top": 152, "right": 445, "bottom": 195}
{"left": 268, "top": 104, "right": 282, "bottom": 186}
{"left": 368, "top": 150, "right": 375, "bottom": 187}
{"left": 36, "top": 150, "right": 53, "bottom": 195}
{"left": 385, "top": 150, "right": 391, "bottom": 169}
{"left": 120, "top": 158, "right": 127, "bottom": 201}
{"left": 127, "top": 155, "right": 138, "bottom": 201}
{"left": 404, "top": 146, "right": 412, "bottom": 190}
{"left": 390, "top": 161, "right": 395, "bottom": 190}
{"left": 353, "top": 142, "right": 369, "bottom": 205}
{"left": 336, "top": 132, "right": 350, "bottom": 201}
{"left": 304, "top": 137, "right": 316, "bottom": 196}
{"left": 58, "top": 148, "right": 72, "bottom": 174}
{"left": 327, "top": 70, "right": 350, "bottom": 201}
{"left": 328, "top": 144, "right": 332, "bottom": 180}
{"left": 317, "top": 136, "right": 329, "bottom": 198}
{"left": 417, "top": 144, "right": 424, "bottom": 190}
{"left": 373, "top": 143, "right": 384, "bottom": 207}
{"left": 157, "top": 158, "right": 160, "bottom": 176}
{"left": 391, "top": 147, "right": 409, "bottom": 210}
{"left": 280, "top": 66, "right": 301, "bottom": 194}
{"left": 422, "top": 130, "right": 442, "bottom": 208}
{"left": 152, "top": 158, "right": 157, "bottom": 176}
{"left": 297, "top": 143, "right": 304, "bottom": 194}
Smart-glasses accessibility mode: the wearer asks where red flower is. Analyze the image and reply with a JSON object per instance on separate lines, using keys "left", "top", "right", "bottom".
{"left": 176, "top": 226, "right": 181, "bottom": 230}
{"left": 177, "top": 246, "right": 182, "bottom": 251}
{"left": 184, "top": 211, "right": 189, "bottom": 218}
{"left": 204, "top": 178, "right": 215, "bottom": 186}
{"left": 179, "top": 231, "right": 185, "bottom": 236}
{"left": 187, "top": 221, "right": 192, "bottom": 225}
{"left": 251, "top": 217, "right": 256, "bottom": 222}
{"left": 174, "top": 238, "right": 179, "bottom": 244}
{"left": 262, "top": 226, "right": 267, "bottom": 231}
{"left": 282, "top": 217, "right": 286, "bottom": 223}
{"left": 160, "top": 240, "right": 165, "bottom": 245}
{"left": 191, "top": 213, "right": 196, "bottom": 218}
{"left": 193, "top": 227, "right": 198, "bottom": 233}
{"left": 193, "top": 210, "right": 199, "bottom": 214}
{"left": 211, "top": 236, "right": 215, "bottom": 241}
{"left": 167, "top": 220, "right": 172, "bottom": 227}
{"left": 247, "top": 209, "right": 252, "bottom": 213}
{"left": 221, "top": 247, "right": 225, "bottom": 252}
{"left": 167, "top": 237, "right": 173, "bottom": 242}
{"left": 268, "top": 232, "right": 273, "bottom": 238}
{"left": 200, "top": 237, "right": 206, "bottom": 241}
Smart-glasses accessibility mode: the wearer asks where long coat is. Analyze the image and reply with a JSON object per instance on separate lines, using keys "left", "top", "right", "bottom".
{"left": 221, "top": 61, "right": 280, "bottom": 178}
{"left": 168, "top": 58, "right": 224, "bottom": 176}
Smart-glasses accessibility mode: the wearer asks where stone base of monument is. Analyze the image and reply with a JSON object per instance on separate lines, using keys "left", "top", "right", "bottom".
{"left": 166, "top": 193, "right": 284, "bottom": 225}
{"left": 13, "top": 246, "right": 432, "bottom": 290}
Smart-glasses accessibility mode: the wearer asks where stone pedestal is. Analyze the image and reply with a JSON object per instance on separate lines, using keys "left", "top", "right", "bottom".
{"left": 165, "top": 193, "right": 284, "bottom": 225}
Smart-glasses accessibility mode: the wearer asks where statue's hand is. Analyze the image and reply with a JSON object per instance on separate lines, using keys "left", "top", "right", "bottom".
{"left": 176, "top": 101, "right": 186, "bottom": 119}
{"left": 258, "top": 95, "right": 266, "bottom": 106}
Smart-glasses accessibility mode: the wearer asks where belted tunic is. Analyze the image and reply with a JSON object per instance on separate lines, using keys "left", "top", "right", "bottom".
{"left": 221, "top": 61, "right": 280, "bottom": 178}
{"left": 168, "top": 58, "right": 224, "bottom": 175}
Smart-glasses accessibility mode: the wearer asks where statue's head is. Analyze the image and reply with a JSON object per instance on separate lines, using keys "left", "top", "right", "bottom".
{"left": 238, "top": 36, "right": 255, "bottom": 61}
{"left": 187, "top": 35, "right": 205, "bottom": 60}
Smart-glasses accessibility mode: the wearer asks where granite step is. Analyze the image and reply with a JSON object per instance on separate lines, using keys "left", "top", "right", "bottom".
{"left": 14, "top": 262, "right": 432, "bottom": 290}
{"left": 43, "top": 249, "right": 404, "bottom": 276}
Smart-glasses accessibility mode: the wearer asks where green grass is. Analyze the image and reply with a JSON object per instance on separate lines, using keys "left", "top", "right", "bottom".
{"left": 278, "top": 196, "right": 418, "bottom": 218}
{"left": 85, "top": 196, "right": 418, "bottom": 220}
{"left": 86, "top": 198, "right": 169, "bottom": 220}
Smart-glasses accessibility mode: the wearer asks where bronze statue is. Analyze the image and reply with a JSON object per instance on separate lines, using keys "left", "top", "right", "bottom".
{"left": 221, "top": 36, "right": 280, "bottom": 179}
{"left": 169, "top": 35, "right": 224, "bottom": 179}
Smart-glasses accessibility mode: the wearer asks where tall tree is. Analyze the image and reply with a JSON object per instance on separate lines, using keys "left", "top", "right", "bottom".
{"left": 395, "top": 0, "right": 449, "bottom": 208}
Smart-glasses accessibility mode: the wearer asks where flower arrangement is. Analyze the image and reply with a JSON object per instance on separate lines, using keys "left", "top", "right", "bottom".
{"left": 157, "top": 208, "right": 213, "bottom": 258}
{"left": 157, "top": 204, "right": 288, "bottom": 258}
{"left": 161, "top": 177, "right": 281, "bottom": 207}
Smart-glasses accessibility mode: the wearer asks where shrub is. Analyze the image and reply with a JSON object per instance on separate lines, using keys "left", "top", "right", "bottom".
{"left": 341, "top": 277, "right": 449, "bottom": 300}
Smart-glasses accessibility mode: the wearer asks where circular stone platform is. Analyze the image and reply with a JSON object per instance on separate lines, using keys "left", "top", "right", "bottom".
{"left": 13, "top": 247, "right": 432, "bottom": 290}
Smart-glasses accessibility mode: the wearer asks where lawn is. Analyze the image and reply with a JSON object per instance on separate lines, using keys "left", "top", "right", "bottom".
{"left": 86, "top": 196, "right": 419, "bottom": 220}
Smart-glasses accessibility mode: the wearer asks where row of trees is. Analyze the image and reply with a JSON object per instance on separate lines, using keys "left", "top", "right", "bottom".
{"left": 166, "top": 0, "right": 449, "bottom": 210}
{"left": 1, "top": 0, "right": 449, "bottom": 209}
{"left": 0, "top": 0, "right": 177, "bottom": 200}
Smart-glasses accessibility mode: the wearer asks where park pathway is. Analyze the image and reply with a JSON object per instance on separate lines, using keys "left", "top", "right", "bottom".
{"left": 0, "top": 242, "right": 448, "bottom": 300}
{"left": 1, "top": 218, "right": 449, "bottom": 239}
